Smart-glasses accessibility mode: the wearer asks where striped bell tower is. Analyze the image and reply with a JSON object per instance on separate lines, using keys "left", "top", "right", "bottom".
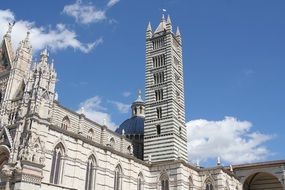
{"left": 144, "top": 15, "right": 188, "bottom": 162}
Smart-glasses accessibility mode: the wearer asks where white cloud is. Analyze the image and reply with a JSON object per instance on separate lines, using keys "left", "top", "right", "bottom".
{"left": 107, "top": 0, "right": 120, "bottom": 7}
{"left": 63, "top": 1, "right": 106, "bottom": 24}
{"left": 78, "top": 96, "right": 117, "bottom": 131}
{"left": 122, "top": 91, "right": 131, "bottom": 97}
{"left": 108, "top": 100, "right": 130, "bottom": 114}
{"left": 186, "top": 116, "right": 273, "bottom": 165}
{"left": 0, "top": 9, "right": 102, "bottom": 53}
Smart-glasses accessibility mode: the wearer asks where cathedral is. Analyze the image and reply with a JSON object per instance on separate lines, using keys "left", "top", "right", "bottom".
{"left": 0, "top": 15, "right": 284, "bottom": 190}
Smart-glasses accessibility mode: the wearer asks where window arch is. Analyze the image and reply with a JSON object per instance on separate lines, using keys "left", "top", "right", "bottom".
{"left": 87, "top": 129, "right": 94, "bottom": 140}
{"left": 50, "top": 143, "right": 65, "bottom": 184}
{"left": 189, "top": 176, "right": 194, "bottom": 190}
{"left": 137, "top": 172, "right": 144, "bottom": 190}
{"left": 156, "top": 125, "right": 161, "bottom": 135}
{"left": 61, "top": 116, "right": 70, "bottom": 130}
{"left": 205, "top": 178, "right": 214, "bottom": 190}
{"left": 114, "top": 165, "right": 122, "bottom": 190}
{"left": 0, "top": 146, "right": 9, "bottom": 183}
{"left": 160, "top": 173, "right": 169, "bottom": 190}
{"left": 85, "top": 155, "right": 97, "bottom": 190}
{"left": 110, "top": 137, "right": 115, "bottom": 148}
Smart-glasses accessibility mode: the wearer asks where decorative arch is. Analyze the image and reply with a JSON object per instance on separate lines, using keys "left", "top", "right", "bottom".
{"left": 159, "top": 171, "right": 170, "bottom": 190}
{"left": 137, "top": 172, "right": 144, "bottom": 190}
{"left": 85, "top": 154, "right": 97, "bottom": 190}
{"left": 204, "top": 177, "right": 215, "bottom": 190}
{"left": 0, "top": 145, "right": 10, "bottom": 182}
{"left": 114, "top": 164, "right": 123, "bottom": 190}
{"left": 243, "top": 172, "right": 284, "bottom": 190}
{"left": 61, "top": 116, "right": 70, "bottom": 130}
{"left": 87, "top": 128, "right": 94, "bottom": 140}
{"left": 189, "top": 176, "right": 194, "bottom": 190}
{"left": 50, "top": 143, "right": 65, "bottom": 184}
{"left": 109, "top": 137, "right": 115, "bottom": 148}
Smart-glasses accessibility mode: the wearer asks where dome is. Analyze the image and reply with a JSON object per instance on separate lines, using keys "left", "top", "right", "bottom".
{"left": 116, "top": 116, "right": 144, "bottom": 135}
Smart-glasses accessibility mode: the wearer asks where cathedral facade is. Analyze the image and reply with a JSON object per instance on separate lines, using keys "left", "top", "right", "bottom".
{"left": 0, "top": 16, "right": 284, "bottom": 190}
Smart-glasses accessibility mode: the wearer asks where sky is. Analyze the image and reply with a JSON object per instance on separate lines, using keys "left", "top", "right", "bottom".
{"left": 1, "top": 0, "right": 284, "bottom": 167}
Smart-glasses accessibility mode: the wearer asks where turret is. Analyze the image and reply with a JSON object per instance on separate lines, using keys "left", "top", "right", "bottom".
{"left": 131, "top": 90, "right": 145, "bottom": 118}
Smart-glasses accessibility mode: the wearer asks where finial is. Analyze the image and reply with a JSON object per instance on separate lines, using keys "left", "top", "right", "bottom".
{"left": 176, "top": 26, "right": 181, "bottom": 36}
{"left": 24, "top": 31, "right": 30, "bottom": 42}
{"left": 54, "top": 92, "right": 59, "bottom": 101}
{"left": 162, "top": 14, "right": 165, "bottom": 20}
{"left": 6, "top": 21, "right": 15, "bottom": 36}
{"left": 167, "top": 15, "right": 171, "bottom": 24}
{"left": 51, "top": 59, "right": 54, "bottom": 70}
{"left": 135, "top": 89, "right": 143, "bottom": 102}
{"left": 196, "top": 160, "right": 200, "bottom": 168}
{"left": 103, "top": 118, "right": 106, "bottom": 126}
{"left": 230, "top": 165, "right": 233, "bottom": 172}
{"left": 40, "top": 46, "right": 49, "bottom": 58}
{"left": 80, "top": 107, "right": 85, "bottom": 115}
{"left": 147, "top": 22, "right": 152, "bottom": 31}
{"left": 217, "top": 156, "right": 221, "bottom": 166}
{"left": 122, "top": 129, "right": 125, "bottom": 135}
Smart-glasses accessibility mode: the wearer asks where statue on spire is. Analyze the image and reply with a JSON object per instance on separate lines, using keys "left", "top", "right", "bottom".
{"left": 5, "top": 21, "right": 15, "bottom": 37}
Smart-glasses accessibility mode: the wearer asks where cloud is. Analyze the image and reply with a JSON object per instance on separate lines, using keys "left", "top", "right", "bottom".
{"left": 186, "top": 116, "right": 273, "bottom": 165}
{"left": 78, "top": 96, "right": 117, "bottom": 131}
{"left": 122, "top": 91, "right": 131, "bottom": 97}
{"left": 108, "top": 100, "right": 130, "bottom": 114}
{"left": 107, "top": 0, "right": 120, "bottom": 7}
{"left": 0, "top": 9, "right": 102, "bottom": 53}
{"left": 63, "top": 1, "right": 106, "bottom": 24}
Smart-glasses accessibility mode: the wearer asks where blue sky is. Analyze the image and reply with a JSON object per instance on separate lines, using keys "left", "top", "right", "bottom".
{"left": 1, "top": 0, "right": 284, "bottom": 166}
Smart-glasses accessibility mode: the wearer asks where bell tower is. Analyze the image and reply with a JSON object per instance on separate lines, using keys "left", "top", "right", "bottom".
{"left": 144, "top": 15, "right": 188, "bottom": 162}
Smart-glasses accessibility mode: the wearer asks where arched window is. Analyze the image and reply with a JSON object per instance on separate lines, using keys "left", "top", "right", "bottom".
{"left": 50, "top": 143, "right": 65, "bottom": 184}
{"left": 61, "top": 116, "right": 70, "bottom": 130}
{"left": 110, "top": 137, "right": 115, "bottom": 148}
{"left": 205, "top": 179, "right": 214, "bottom": 190}
{"left": 85, "top": 155, "right": 96, "bottom": 190}
{"left": 189, "top": 176, "right": 194, "bottom": 190}
{"left": 87, "top": 129, "right": 94, "bottom": 140}
{"left": 156, "top": 125, "right": 161, "bottom": 135}
{"left": 160, "top": 173, "right": 169, "bottom": 190}
{"left": 156, "top": 107, "right": 162, "bottom": 119}
{"left": 114, "top": 165, "right": 122, "bottom": 190}
{"left": 137, "top": 173, "right": 144, "bottom": 190}
{"left": 0, "top": 91, "right": 2, "bottom": 103}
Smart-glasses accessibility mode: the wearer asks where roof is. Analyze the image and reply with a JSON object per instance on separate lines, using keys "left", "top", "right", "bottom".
{"left": 116, "top": 116, "right": 144, "bottom": 135}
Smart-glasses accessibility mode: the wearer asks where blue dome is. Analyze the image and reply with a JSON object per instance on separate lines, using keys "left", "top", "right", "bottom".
{"left": 116, "top": 116, "right": 144, "bottom": 135}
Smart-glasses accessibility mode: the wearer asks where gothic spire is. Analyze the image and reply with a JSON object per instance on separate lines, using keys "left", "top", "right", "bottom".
{"left": 176, "top": 26, "right": 181, "bottom": 36}
{"left": 146, "top": 22, "right": 152, "bottom": 31}
{"left": 167, "top": 15, "right": 171, "bottom": 24}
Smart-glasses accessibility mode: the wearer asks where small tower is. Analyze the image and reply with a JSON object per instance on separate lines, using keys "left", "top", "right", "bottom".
{"left": 144, "top": 15, "right": 188, "bottom": 162}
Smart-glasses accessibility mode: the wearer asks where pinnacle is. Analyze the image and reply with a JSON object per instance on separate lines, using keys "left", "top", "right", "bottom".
{"left": 176, "top": 26, "right": 181, "bottom": 36}
{"left": 167, "top": 15, "right": 171, "bottom": 24}
{"left": 147, "top": 22, "right": 152, "bottom": 31}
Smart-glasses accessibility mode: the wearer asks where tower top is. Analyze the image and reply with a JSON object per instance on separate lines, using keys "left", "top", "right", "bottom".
{"left": 154, "top": 15, "right": 167, "bottom": 33}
